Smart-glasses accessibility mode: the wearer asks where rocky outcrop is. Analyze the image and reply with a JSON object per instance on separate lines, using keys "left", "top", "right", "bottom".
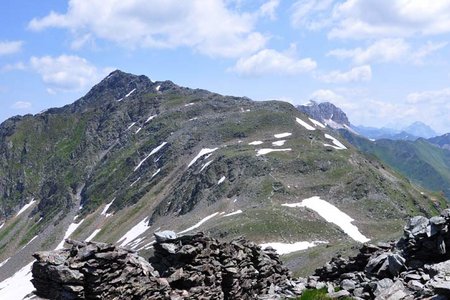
{"left": 308, "top": 209, "right": 450, "bottom": 299}
{"left": 31, "top": 232, "right": 302, "bottom": 299}
{"left": 297, "top": 100, "right": 351, "bottom": 129}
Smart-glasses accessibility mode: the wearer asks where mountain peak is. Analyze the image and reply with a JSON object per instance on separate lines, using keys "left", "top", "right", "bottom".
{"left": 403, "top": 121, "right": 437, "bottom": 139}
{"left": 297, "top": 100, "right": 350, "bottom": 129}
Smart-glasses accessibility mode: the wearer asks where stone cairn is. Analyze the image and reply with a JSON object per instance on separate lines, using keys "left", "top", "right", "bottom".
{"left": 31, "top": 232, "right": 301, "bottom": 300}
{"left": 31, "top": 209, "right": 450, "bottom": 299}
{"left": 309, "top": 208, "right": 450, "bottom": 299}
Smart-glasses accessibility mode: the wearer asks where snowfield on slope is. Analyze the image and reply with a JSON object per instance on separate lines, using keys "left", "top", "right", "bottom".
{"left": 55, "top": 217, "right": 85, "bottom": 250}
{"left": 282, "top": 196, "right": 369, "bottom": 243}
{"left": 118, "top": 217, "right": 151, "bottom": 247}
{"left": 274, "top": 132, "right": 291, "bottom": 138}
{"left": 260, "top": 241, "right": 327, "bottom": 255}
{"left": 296, "top": 117, "right": 315, "bottom": 131}
{"left": 309, "top": 118, "right": 326, "bottom": 128}
{"left": 323, "top": 134, "right": 347, "bottom": 150}
{"left": 188, "top": 148, "right": 218, "bottom": 168}
{"left": 178, "top": 212, "right": 219, "bottom": 234}
{"left": 16, "top": 199, "right": 36, "bottom": 217}
{"left": 0, "top": 262, "right": 34, "bottom": 300}
{"left": 134, "top": 142, "right": 168, "bottom": 171}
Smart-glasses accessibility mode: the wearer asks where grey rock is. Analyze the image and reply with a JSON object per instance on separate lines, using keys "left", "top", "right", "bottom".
{"left": 154, "top": 230, "right": 177, "bottom": 243}
{"left": 340, "top": 279, "right": 356, "bottom": 291}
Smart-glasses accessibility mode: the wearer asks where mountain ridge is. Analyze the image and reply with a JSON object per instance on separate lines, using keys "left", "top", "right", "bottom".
{"left": 0, "top": 71, "right": 445, "bottom": 298}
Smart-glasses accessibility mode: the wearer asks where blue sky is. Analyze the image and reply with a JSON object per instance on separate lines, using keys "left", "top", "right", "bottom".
{"left": 2, "top": 0, "right": 450, "bottom": 133}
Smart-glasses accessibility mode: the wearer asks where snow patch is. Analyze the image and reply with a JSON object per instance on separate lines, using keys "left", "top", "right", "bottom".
{"left": 155, "top": 85, "right": 161, "bottom": 91}
{"left": 184, "top": 103, "right": 195, "bottom": 107}
{"left": 324, "top": 134, "right": 347, "bottom": 150}
{"left": 188, "top": 148, "right": 218, "bottom": 168}
{"left": 125, "top": 88, "right": 136, "bottom": 98}
{"left": 151, "top": 168, "right": 161, "bottom": 178}
{"left": 0, "top": 262, "right": 34, "bottom": 300}
{"left": 21, "top": 236, "right": 38, "bottom": 250}
{"left": 0, "top": 223, "right": 4, "bottom": 230}
{"left": 0, "top": 258, "right": 10, "bottom": 268}
{"left": 218, "top": 176, "right": 226, "bottom": 184}
{"left": 130, "top": 177, "right": 141, "bottom": 187}
{"left": 55, "top": 218, "right": 85, "bottom": 250}
{"left": 85, "top": 229, "right": 102, "bottom": 242}
{"left": 189, "top": 117, "right": 198, "bottom": 121}
{"left": 272, "top": 140, "right": 286, "bottom": 146}
{"left": 134, "top": 142, "right": 168, "bottom": 171}
{"left": 223, "top": 210, "right": 242, "bottom": 217}
{"left": 178, "top": 212, "right": 219, "bottom": 234}
{"left": 145, "top": 115, "right": 157, "bottom": 123}
{"left": 127, "top": 122, "right": 136, "bottom": 130}
{"left": 296, "top": 117, "right": 315, "bottom": 131}
{"left": 309, "top": 118, "right": 326, "bottom": 128}
{"left": 135, "top": 127, "right": 142, "bottom": 134}
{"left": 101, "top": 199, "right": 115, "bottom": 216}
{"left": 16, "top": 199, "right": 36, "bottom": 217}
{"left": 200, "top": 160, "right": 214, "bottom": 172}
{"left": 118, "top": 217, "right": 151, "bottom": 247}
{"left": 260, "top": 241, "right": 326, "bottom": 255}
{"left": 256, "top": 148, "right": 291, "bottom": 156}
{"left": 282, "top": 196, "right": 369, "bottom": 243}
{"left": 249, "top": 141, "right": 263, "bottom": 145}
{"left": 274, "top": 132, "right": 291, "bottom": 138}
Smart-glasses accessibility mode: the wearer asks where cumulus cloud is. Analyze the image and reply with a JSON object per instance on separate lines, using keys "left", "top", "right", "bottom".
{"left": 11, "top": 101, "right": 32, "bottom": 109}
{"left": 407, "top": 88, "right": 450, "bottom": 104}
{"left": 290, "top": 0, "right": 334, "bottom": 30}
{"left": 1, "top": 62, "right": 26, "bottom": 72}
{"left": 258, "top": 0, "right": 280, "bottom": 20}
{"left": 330, "top": 0, "right": 450, "bottom": 39}
{"left": 230, "top": 47, "right": 317, "bottom": 76}
{"left": 310, "top": 89, "right": 345, "bottom": 103}
{"left": 317, "top": 65, "right": 372, "bottom": 83}
{"left": 28, "top": 0, "right": 267, "bottom": 58}
{"left": 0, "top": 41, "right": 23, "bottom": 56}
{"left": 30, "top": 55, "right": 113, "bottom": 93}
{"left": 328, "top": 39, "right": 447, "bottom": 65}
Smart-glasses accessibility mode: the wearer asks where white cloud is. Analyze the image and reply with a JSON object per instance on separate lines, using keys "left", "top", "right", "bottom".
{"left": 317, "top": 65, "right": 372, "bottom": 83}
{"left": 230, "top": 47, "right": 317, "bottom": 76}
{"left": 11, "top": 101, "right": 32, "bottom": 109}
{"left": 328, "top": 39, "right": 447, "bottom": 65}
{"left": 290, "top": 0, "right": 335, "bottom": 30}
{"left": 0, "top": 41, "right": 23, "bottom": 56}
{"left": 407, "top": 87, "right": 450, "bottom": 104}
{"left": 28, "top": 0, "right": 267, "bottom": 58}
{"left": 1, "top": 62, "right": 26, "bottom": 72}
{"left": 330, "top": 0, "right": 450, "bottom": 39}
{"left": 30, "top": 55, "right": 113, "bottom": 93}
{"left": 259, "top": 0, "right": 280, "bottom": 20}
{"left": 310, "top": 89, "right": 345, "bottom": 103}
{"left": 328, "top": 39, "right": 409, "bottom": 64}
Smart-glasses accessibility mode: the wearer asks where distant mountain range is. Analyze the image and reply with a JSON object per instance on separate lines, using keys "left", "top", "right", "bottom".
{"left": 297, "top": 101, "right": 439, "bottom": 141}
{"left": 298, "top": 100, "right": 450, "bottom": 199}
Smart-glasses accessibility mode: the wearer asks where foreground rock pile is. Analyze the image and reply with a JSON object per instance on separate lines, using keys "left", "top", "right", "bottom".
{"left": 308, "top": 209, "right": 450, "bottom": 299}
{"left": 31, "top": 209, "right": 450, "bottom": 299}
{"left": 31, "top": 232, "right": 301, "bottom": 299}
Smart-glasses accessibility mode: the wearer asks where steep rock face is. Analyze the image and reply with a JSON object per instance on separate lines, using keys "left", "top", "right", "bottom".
{"left": 297, "top": 101, "right": 350, "bottom": 129}
{"left": 429, "top": 133, "right": 450, "bottom": 150}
